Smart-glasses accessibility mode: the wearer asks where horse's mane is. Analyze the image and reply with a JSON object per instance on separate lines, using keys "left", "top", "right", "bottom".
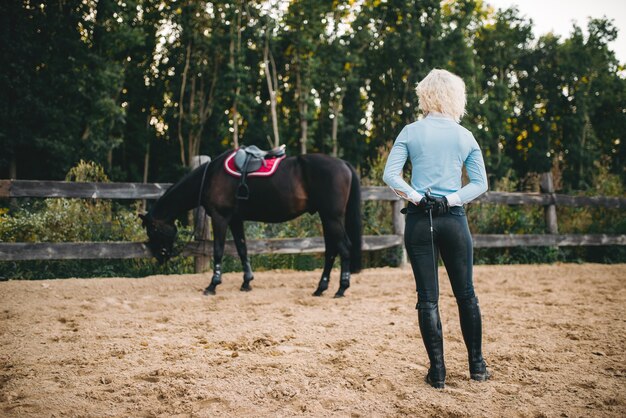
{"left": 159, "top": 150, "right": 231, "bottom": 200}
{"left": 150, "top": 149, "right": 233, "bottom": 220}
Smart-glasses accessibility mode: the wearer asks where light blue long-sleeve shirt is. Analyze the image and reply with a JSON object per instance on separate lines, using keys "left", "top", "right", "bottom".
{"left": 382, "top": 114, "right": 488, "bottom": 205}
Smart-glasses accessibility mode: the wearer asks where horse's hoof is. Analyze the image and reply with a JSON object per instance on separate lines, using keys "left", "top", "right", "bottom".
{"left": 333, "top": 293, "right": 345, "bottom": 298}
{"left": 240, "top": 284, "right": 252, "bottom": 292}
{"left": 203, "top": 286, "right": 216, "bottom": 296}
{"left": 312, "top": 289, "right": 324, "bottom": 297}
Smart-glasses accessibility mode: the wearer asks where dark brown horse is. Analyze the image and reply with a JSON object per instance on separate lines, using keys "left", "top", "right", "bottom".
{"left": 139, "top": 150, "right": 362, "bottom": 298}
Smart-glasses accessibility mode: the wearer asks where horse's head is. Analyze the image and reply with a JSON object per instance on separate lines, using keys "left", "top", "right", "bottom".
{"left": 139, "top": 213, "right": 178, "bottom": 264}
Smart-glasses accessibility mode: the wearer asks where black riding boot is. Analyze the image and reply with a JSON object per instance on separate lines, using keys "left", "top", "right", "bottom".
{"left": 457, "top": 297, "right": 491, "bottom": 381}
{"left": 417, "top": 301, "right": 446, "bottom": 389}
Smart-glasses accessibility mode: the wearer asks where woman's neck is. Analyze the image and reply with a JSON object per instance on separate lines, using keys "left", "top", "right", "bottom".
{"left": 426, "top": 111, "right": 454, "bottom": 120}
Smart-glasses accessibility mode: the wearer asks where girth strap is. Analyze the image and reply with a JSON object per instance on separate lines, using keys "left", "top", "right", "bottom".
{"left": 236, "top": 156, "right": 252, "bottom": 200}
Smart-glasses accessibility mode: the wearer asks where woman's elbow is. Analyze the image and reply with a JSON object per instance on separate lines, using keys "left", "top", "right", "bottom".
{"left": 382, "top": 171, "right": 393, "bottom": 186}
{"left": 479, "top": 179, "right": 488, "bottom": 194}
{"left": 471, "top": 178, "right": 488, "bottom": 195}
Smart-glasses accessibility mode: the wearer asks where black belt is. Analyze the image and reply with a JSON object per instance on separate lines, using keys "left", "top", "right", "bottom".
{"left": 400, "top": 201, "right": 428, "bottom": 215}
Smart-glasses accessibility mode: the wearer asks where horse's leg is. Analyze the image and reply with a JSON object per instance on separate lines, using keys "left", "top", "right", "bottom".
{"left": 316, "top": 214, "right": 351, "bottom": 298}
{"left": 229, "top": 217, "right": 254, "bottom": 292}
{"left": 203, "top": 215, "right": 229, "bottom": 296}
{"left": 313, "top": 224, "right": 337, "bottom": 296}
{"left": 334, "top": 234, "right": 352, "bottom": 298}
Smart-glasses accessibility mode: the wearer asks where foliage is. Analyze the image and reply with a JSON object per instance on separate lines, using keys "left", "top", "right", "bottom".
{"left": 1, "top": 164, "right": 624, "bottom": 278}
{"left": 0, "top": 161, "right": 193, "bottom": 279}
{"left": 470, "top": 159, "right": 626, "bottom": 264}
{"left": 1, "top": 1, "right": 625, "bottom": 277}
{"left": 2, "top": 1, "right": 624, "bottom": 189}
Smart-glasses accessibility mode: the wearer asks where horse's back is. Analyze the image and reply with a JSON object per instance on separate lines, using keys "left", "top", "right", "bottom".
{"left": 228, "top": 155, "right": 309, "bottom": 222}
{"left": 207, "top": 152, "right": 353, "bottom": 222}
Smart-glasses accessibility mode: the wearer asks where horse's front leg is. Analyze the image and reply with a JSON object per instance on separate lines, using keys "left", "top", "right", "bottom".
{"left": 313, "top": 248, "right": 336, "bottom": 297}
{"left": 229, "top": 217, "right": 254, "bottom": 292}
{"left": 203, "top": 215, "right": 229, "bottom": 296}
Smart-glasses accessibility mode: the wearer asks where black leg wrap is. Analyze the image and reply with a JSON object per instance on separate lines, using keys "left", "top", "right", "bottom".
{"left": 203, "top": 264, "right": 222, "bottom": 296}
{"left": 243, "top": 260, "right": 254, "bottom": 282}
{"left": 334, "top": 271, "right": 351, "bottom": 298}
{"left": 313, "top": 276, "right": 329, "bottom": 297}
{"left": 417, "top": 301, "right": 446, "bottom": 389}
{"left": 241, "top": 260, "right": 254, "bottom": 292}
{"left": 457, "top": 297, "right": 491, "bottom": 381}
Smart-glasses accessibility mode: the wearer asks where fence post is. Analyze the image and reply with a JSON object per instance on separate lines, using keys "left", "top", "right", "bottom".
{"left": 191, "top": 155, "right": 212, "bottom": 273}
{"left": 540, "top": 172, "right": 558, "bottom": 234}
{"left": 392, "top": 199, "right": 407, "bottom": 267}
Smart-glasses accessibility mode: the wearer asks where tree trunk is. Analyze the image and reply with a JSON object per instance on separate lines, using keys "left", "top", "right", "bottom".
{"left": 578, "top": 112, "right": 591, "bottom": 189}
{"left": 9, "top": 155, "right": 16, "bottom": 179}
{"left": 186, "top": 75, "right": 199, "bottom": 167}
{"left": 142, "top": 115, "right": 151, "bottom": 212}
{"left": 330, "top": 91, "right": 344, "bottom": 157}
{"left": 232, "top": 90, "right": 240, "bottom": 148}
{"left": 178, "top": 43, "right": 192, "bottom": 167}
{"left": 143, "top": 117, "right": 150, "bottom": 184}
{"left": 331, "top": 114, "right": 338, "bottom": 157}
{"left": 107, "top": 149, "right": 113, "bottom": 173}
{"left": 191, "top": 60, "right": 219, "bottom": 163}
{"left": 300, "top": 102, "right": 308, "bottom": 155}
{"left": 296, "top": 64, "right": 307, "bottom": 154}
{"left": 230, "top": 3, "right": 242, "bottom": 148}
{"left": 264, "top": 32, "right": 280, "bottom": 147}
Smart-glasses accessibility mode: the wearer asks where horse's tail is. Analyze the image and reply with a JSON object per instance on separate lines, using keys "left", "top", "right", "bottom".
{"left": 345, "top": 162, "right": 362, "bottom": 273}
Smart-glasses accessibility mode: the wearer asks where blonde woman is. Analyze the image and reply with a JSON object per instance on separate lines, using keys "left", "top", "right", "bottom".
{"left": 382, "top": 69, "right": 490, "bottom": 389}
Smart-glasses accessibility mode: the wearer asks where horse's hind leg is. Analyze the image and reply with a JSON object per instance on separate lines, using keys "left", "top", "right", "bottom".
{"left": 324, "top": 216, "right": 350, "bottom": 298}
{"left": 334, "top": 240, "right": 352, "bottom": 298}
{"left": 313, "top": 248, "right": 337, "bottom": 297}
{"left": 316, "top": 214, "right": 351, "bottom": 298}
{"left": 230, "top": 217, "right": 254, "bottom": 292}
{"left": 203, "top": 215, "right": 228, "bottom": 296}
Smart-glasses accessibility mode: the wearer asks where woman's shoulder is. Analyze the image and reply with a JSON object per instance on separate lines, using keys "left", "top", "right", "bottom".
{"left": 457, "top": 123, "right": 474, "bottom": 137}
{"left": 405, "top": 118, "right": 433, "bottom": 130}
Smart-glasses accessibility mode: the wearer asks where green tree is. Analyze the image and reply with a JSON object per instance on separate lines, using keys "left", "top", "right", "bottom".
{"left": 558, "top": 19, "right": 623, "bottom": 190}
{"left": 1, "top": 1, "right": 92, "bottom": 179}
{"left": 281, "top": 0, "right": 329, "bottom": 154}
{"left": 471, "top": 5, "right": 533, "bottom": 186}
{"left": 351, "top": 0, "right": 446, "bottom": 173}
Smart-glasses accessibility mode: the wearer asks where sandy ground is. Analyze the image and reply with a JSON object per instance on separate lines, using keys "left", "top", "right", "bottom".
{"left": 0, "top": 264, "right": 625, "bottom": 417}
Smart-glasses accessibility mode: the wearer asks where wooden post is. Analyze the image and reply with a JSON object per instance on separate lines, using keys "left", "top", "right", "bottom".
{"left": 392, "top": 199, "right": 407, "bottom": 267}
{"left": 540, "top": 172, "right": 558, "bottom": 234}
{"left": 191, "top": 155, "right": 211, "bottom": 273}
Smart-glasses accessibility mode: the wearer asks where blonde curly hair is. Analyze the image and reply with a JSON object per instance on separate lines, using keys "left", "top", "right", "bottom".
{"left": 415, "top": 69, "right": 467, "bottom": 122}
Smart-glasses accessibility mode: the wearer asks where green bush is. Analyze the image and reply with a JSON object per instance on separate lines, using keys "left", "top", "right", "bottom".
{"left": 1, "top": 158, "right": 624, "bottom": 280}
{"left": 0, "top": 161, "right": 194, "bottom": 279}
{"left": 469, "top": 161, "right": 626, "bottom": 264}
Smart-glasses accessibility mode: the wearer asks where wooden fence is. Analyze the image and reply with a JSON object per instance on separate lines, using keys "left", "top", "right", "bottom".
{"left": 1, "top": 174, "right": 625, "bottom": 272}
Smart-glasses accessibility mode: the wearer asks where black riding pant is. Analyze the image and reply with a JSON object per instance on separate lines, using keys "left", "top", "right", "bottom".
{"left": 404, "top": 205, "right": 475, "bottom": 305}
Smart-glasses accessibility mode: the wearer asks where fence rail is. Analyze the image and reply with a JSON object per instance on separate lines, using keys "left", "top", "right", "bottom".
{"left": 1, "top": 177, "right": 625, "bottom": 266}
{"left": 2, "top": 179, "right": 626, "bottom": 208}
{"left": 1, "top": 234, "right": 624, "bottom": 262}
